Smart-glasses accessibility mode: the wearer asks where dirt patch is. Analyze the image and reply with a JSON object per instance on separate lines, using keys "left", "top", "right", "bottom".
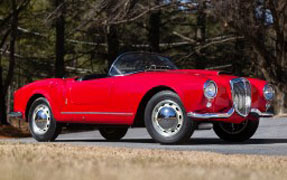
{"left": 0, "top": 125, "right": 30, "bottom": 138}
{"left": 3, "top": 117, "right": 98, "bottom": 137}
{"left": 0, "top": 117, "right": 30, "bottom": 138}
{"left": 0, "top": 142, "right": 287, "bottom": 180}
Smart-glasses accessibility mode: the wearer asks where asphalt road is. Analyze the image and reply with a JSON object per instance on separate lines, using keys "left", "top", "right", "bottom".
{"left": 5, "top": 117, "right": 287, "bottom": 156}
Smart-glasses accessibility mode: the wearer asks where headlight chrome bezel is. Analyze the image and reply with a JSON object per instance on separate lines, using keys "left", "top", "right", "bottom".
{"left": 203, "top": 80, "right": 218, "bottom": 100}
{"left": 263, "top": 84, "right": 275, "bottom": 101}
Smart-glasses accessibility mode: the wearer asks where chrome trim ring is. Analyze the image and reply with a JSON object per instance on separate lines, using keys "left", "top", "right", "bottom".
{"left": 203, "top": 80, "right": 218, "bottom": 100}
{"left": 32, "top": 104, "right": 51, "bottom": 135}
{"left": 151, "top": 100, "right": 184, "bottom": 137}
{"left": 263, "top": 84, "right": 275, "bottom": 101}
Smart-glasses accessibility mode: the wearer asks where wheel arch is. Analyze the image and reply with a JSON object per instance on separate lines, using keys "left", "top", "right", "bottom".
{"left": 132, "top": 85, "right": 177, "bottom": 127}
{"left": 25, "top": 94, "right": 46, "bottom": 122}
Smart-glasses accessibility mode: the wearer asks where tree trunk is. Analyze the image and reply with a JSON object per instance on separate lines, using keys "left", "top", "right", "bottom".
{"left": 5, "top": 0, "right": 17, "bottom": 93}
{"left": 274, "top": 85, "right": 287, "bottom": 114}
{"left": 106, "top": 25, "right": 119, "bottom": 68}
{"left": 54, "top": 0, "right": 65, "bottom": 78}
{"left": 194, "top": 1, "right": 207, "bottom": 69}
{"left": 0, "top": 66, "right": 8, "bottom": 125}
{"left": 196, "top": 2, "right": 206, "bottom": 43}
{"left": 0, "top": 36, "right": 9, "bottom": 125}
{"left": 0, "top": 0, "right": 18, "bottom": 125}
{"left": 232, "top": 38, "right": 246, "bottom": 75}
{"left": 148, "top": 0, "right": 161, "bottom": 52}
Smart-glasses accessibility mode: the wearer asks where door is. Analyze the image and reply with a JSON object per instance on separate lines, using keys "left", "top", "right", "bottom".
{"left": 63, "top": 77, "right": 113, "bottom": 122}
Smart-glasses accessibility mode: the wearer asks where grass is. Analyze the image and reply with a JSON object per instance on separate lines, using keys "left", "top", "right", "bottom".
{"left": 0, "top": 142, "right": 287, "bottom": 180}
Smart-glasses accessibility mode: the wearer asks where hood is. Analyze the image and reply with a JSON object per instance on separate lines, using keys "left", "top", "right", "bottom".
{"left": 165, "top": 69, "right": 266, "bottom": 88}
{"left": 158, "top": 69, "right": 238, "bottom": 81}
{"left": 128, "top": 69, "right": 240, "bottom": 87}
{"left": 169, "top": 69, "right": 223, "bottom": 76}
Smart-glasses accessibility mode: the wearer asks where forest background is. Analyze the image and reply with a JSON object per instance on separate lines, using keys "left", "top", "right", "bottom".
{"left": 0, "top": 0, "right": 286, "bottom": 125}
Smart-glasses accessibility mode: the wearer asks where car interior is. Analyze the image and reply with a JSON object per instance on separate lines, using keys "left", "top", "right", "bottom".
{"left": 77, "top": 74, "right": 108, "bottom": 81}
{"left": 76, "top": 52, "right": 174, "bottom": 81}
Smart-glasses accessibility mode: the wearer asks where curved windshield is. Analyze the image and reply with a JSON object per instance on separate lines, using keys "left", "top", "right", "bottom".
{"left": 109, "top": 52, "right": 177, "bottom": 76}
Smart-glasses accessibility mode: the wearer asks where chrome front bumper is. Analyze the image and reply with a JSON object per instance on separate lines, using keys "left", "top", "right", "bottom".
{"left": 187, "top": 108, "right": 273, "bottom": 119}
{"left": 8, "top": 112, "right": 23, "bottom": 118}
{"left": 250, "top": 109, "right": 274, "bottom": 117}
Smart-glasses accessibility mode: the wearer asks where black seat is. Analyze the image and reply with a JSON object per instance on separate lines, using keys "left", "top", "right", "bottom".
{"left": 79, "top": 74, "right": 108, "bottom": 81}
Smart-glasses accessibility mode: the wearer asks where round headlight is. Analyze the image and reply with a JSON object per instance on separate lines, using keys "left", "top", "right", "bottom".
{"left": 204, "top": 80, "right": 218, "bottom": 99}
{"left": 263, "top": 84, "right": 275, "bottom": 101}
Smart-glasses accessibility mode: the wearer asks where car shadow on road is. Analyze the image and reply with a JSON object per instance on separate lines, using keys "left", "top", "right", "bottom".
{"left": 55, "top": 138, "right": 287, "bottom": 145}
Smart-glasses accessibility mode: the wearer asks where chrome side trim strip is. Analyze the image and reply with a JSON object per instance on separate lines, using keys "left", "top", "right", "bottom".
{"left": 187, "top": 108, "right": 235, "bottom": 119}
{"left": 250, "top": 108, "right": 274, "bottom": 117}
{"left": 8, "top": 112, "right": 23, "bottom": 118}
{"left": 61, "top": 112, "right": 134, "bottom": 116}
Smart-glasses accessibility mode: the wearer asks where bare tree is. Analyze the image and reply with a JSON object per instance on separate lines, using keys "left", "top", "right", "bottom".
{"left": 213, "top": 0, "right": 287, "bottom": 113}
{"left": 53, "top": 0, "right": 66, "bottom": 78}
{"left": 196, "top": 0, "right": 207, "bottom": 42}
{"left": 0, "top": 0, "right": 30, "bottom": 124}
{"left": 148, "top": 0, "right": 161, "bottom": 52}
{"left": 98, "top": 0, "right": 138, "bottom": 67}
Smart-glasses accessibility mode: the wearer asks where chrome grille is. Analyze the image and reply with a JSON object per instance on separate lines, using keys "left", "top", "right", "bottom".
{"left": 230, "top": 78, "right": 251, "bottom": 117}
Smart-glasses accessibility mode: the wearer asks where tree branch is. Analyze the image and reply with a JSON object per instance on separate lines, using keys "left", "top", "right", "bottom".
{"left": 194, "top": 36, "right": 244, "bottom": 52}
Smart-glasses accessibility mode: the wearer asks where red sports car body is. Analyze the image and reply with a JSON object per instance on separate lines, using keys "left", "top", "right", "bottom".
{"left": 10, "top": 52, "right": 274, "bottom": 144}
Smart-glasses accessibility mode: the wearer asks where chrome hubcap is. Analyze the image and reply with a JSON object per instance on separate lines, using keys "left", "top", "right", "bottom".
{"left": 32, "top": 104, "right": 51, "bottom": 135}
{"left": 152, "top": 100, "right": 184, "bottom": 137}
{"left": 219, "top": 120, "right": 248, "bottom": 135}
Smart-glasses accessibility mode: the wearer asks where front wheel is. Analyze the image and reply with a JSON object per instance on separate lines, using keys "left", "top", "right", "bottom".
{"left": 144, "top": 90, "right": 195, "bottom": 144}
{"left": 28, "top": 97, "right": 62, "bottom": 142}
{"left": 213, "top": 118, "right": 259, "bottom": 142}
{"left": 99, "top": 127, "right": 128, "bottom": 141}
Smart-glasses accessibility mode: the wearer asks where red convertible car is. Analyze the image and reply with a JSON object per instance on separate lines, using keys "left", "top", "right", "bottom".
{"left": 10, "top": 52, "right": 274, "bottom": 144}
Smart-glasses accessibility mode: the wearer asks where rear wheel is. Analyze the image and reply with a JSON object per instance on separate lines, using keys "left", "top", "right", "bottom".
{"left": 213, "top": 118, "right": 259, "bottom": 142}
{"left": 99, "top": 127, "right": 128, "bottom": 141}
{"left": 28, "top": 97, "right": 62, "bottom": 142}
{"left": 144, "top": 90, "right": 195, "bottom": 144}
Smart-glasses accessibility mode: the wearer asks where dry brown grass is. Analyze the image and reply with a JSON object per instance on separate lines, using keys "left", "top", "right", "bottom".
{"left": 0, "top": 142, "right": 287, "bottom": 180}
